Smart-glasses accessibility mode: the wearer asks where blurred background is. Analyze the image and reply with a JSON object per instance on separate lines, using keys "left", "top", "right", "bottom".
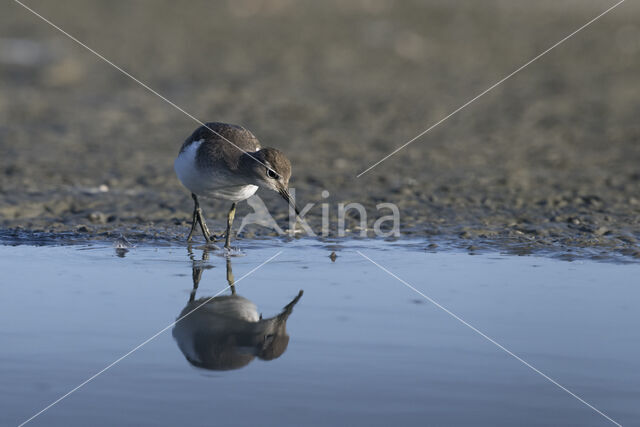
{"left": 1, "top": 0, "right": 638, "bottom": 246}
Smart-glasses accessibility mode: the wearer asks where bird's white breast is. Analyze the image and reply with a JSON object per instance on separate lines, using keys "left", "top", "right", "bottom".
{"left": 174, "top": 139, "right": 259, "bottom": 202}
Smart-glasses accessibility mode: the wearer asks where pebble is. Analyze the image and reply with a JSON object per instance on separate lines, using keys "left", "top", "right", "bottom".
{"left": 88, "top": 211, "right": 107, "bottom": 224}
{"left": 593, "top": 227, "right": 609, "bottom": 236}
{"left": 567, "top": 217, "right": 581, "bottom": 225}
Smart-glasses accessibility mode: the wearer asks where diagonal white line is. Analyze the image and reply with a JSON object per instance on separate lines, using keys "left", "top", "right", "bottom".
{"left": 356, "top": 250, "right": 622, "bottom": 426}
{"left": 356, "top": 0, "right": 626, "bottom": 177}
{"left": 18, "top": 251, "right": 283, "bottom": 427}
{"left": 12, "top": 0, "right": 277, "bottom": 174}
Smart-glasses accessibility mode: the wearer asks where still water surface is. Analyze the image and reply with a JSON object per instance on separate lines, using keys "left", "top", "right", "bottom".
{"left": 0, "top": 241, "right": 638, "bottom": 426}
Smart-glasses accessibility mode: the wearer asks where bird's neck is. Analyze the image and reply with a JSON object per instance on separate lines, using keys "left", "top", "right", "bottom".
{"left": 237, "top": 151, "right": 262, "bottom": 183}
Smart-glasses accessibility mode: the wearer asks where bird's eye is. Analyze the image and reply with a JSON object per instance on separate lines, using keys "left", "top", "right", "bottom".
{"left": 266, "top": 168, "right": 279, "bottom": 179}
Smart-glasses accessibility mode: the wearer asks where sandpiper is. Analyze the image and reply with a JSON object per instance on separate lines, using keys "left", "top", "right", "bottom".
{"left": 174, "top": 122, "right": 299, "bottom": 248}
{"left": 172, "top": 251, "right": 303, "bottom": 371}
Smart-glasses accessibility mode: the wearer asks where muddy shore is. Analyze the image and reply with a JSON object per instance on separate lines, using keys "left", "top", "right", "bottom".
{"left": 1, "top": 1, "right": 639, "bottom": 260}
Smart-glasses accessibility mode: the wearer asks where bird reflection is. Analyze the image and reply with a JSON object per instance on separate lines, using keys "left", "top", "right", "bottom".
{"left": 172, "top": 247, "right": 303, "bottom": 371}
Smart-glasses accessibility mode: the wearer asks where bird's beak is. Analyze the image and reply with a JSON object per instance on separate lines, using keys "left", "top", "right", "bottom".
{"left": 278, "top": 187, "right": 300, "bottom": 217}
{"left": 278, "top": 290, "right": 304, "bottom": 320}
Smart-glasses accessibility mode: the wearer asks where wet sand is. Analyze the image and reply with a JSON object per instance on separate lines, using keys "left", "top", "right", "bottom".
{"left": 1, "top": 1, "right": 639, "bottom": 260}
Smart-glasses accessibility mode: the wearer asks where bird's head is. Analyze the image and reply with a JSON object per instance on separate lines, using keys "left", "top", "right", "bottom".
{"left": 245, "top": 148, "right": 299, "bottom": 215}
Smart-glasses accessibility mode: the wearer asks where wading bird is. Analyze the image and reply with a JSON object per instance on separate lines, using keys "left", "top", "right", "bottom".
{"left": 173, "top": 250, "right": 303, "bottom": 371}
{"left": 175, "top": 122, "right": 299, "bottom": 248}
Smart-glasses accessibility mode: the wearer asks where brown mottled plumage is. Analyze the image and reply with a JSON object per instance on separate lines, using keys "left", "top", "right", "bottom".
{"left": 172, "top": 254, "right": 303, "bottom": 371}
{"left": 174, "top": 122, "right": 298, "bottom": 248}
{"left": 179, "top": 122, "right": 260, "bottom": 171}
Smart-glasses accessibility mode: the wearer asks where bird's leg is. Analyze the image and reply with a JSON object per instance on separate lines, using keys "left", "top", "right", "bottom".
{"left": 189, "top": 247, "right": 209, "bottom": 302}
{"left": 197, "top": 211, "right": 212, "bottom": 242}
{"left": 190, "top": 193, "right": 213, "bottom": 242}
{"left": 226, "top": 257, "right": 236, "bottom": 295}
{"left": 186, "top": 194, "right": 199, "bottom": 242}
{"left": 224, "top": 202, "right": 237, "bottom": 249}
{"left": 190, "top": 263, "right": 201, "bottom": 302}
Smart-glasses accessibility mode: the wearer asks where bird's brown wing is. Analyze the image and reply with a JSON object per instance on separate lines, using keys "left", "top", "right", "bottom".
{"left": 180, "top": 122, "right": 261, "bottom": 170}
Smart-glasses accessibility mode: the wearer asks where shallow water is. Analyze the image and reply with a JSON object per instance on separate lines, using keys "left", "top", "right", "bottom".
{"left": 1, "top": 241, "right": 639, "bottom": 426}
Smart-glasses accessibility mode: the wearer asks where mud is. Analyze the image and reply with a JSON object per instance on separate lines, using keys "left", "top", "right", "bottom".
{"left": 1, "top": 1, "right": 639, "bottom": 260}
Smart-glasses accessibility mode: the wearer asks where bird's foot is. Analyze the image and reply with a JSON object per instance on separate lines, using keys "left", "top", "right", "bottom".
{"left": 207, "top": 232, "right": 226, "bottom": 243}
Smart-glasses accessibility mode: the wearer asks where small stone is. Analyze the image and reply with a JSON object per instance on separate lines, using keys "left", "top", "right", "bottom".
{"left": 593, "top": 227, "right": 609, "bottom": 236}
{"left": 114, "top": 235, "right": 133, "bottom": 249}
{"left": 76, "top": 225, "right": 89, "bottom": 233}
{"left": 115, "top": 248, "right": 128, "bottom": 258}
{"left": 334, "top": 158, "right": 348, "bottom": 169}
{"left": 88, "top": 211, "right": 106, "bottom": 224}
{"left": 404, "top": 177, "right": 417, "bottom": 187}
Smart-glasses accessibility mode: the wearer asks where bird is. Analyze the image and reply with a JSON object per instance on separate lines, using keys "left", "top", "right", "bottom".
{"left": 172, "top": 252, "right": 304, "bottom": 371}
{"left": 174, "top": 122, "right": 299, "bottom": 248}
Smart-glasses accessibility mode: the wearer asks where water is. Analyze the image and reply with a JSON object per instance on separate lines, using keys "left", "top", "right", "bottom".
{"left": 0, "top": 241, "right": 639, "bottom": 426}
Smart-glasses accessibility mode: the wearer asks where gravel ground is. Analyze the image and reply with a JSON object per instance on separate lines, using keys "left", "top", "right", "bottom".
{"left": 1, "top": 0, "right": 639, "bottom": 260}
